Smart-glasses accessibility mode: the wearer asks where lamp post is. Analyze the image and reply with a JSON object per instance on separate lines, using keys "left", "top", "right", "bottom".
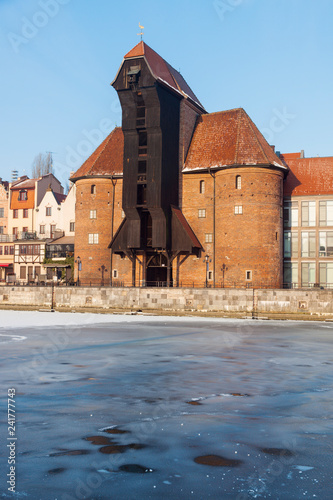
{"left": 203, "top": 254, "right": 211, "bottom": 287}
{"left": 75, "top": 256, "right": 81, "bottom": 286}
{"left": 98, "top": 265, "right": 108, "bottom": 286}
{"left": 221, "top": 263, "right": 228, "bottom": 288}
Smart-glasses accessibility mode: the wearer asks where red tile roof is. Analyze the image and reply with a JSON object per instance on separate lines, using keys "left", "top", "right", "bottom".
{"left": 11, "top": 178, "right": 36, "bottom": 190}
{"left": 283, "top": 155, "right": 333, "bottom": 196}
{"left": 120, "top": 41, "right": 205, "bottom": 111}
{"left": 184, "top": 108, "right": 286, "bottom": 172}
{"left": 53, "top": 192, "right": 67, "bottom": 204}
{"left": 71, "top": 127, "right": 124, "bottom": 179}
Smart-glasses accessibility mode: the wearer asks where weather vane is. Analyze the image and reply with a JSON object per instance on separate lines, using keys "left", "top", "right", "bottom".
{"left": 137, "top": 23, "right": 144, "bottom": 41}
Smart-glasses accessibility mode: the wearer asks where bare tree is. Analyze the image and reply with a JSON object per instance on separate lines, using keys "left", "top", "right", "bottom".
{"left": 31, "top": 152, "right": 53, "bottom": 178}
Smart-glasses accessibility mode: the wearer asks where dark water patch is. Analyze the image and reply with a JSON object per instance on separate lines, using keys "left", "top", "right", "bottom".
{"left": 194, "top": 454, "right": 243, "bottom": 467}
{"left": 50, "top": 449, "right": 91, "bottom": 457}
{"left": 99, "top": 443, "right": 146, "bottom": 454}
{"left": 103, "top": 427, "right": 129, "bottom": 435}
{"left": 295, "top": 364, "right": 312, "bottom": 367}
{"left": 230, "top": 393, "right": 250, "bottom": 397}
{"left": 48, "top": 467, "right": 66, "bottom": 475}
{"left": 119, "top": 464, "right": 153, "bottom": 473}
{"left": 259, "top": 447, "right": 295, "bottom": 457}
{"left": 85, "top": 436, "right": 114, "bottom": 445}
{"left": 187, "top": 400, "right": 202, "bottom": 406}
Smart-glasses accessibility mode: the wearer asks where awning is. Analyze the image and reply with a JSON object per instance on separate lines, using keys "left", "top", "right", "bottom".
{"left": 0, "top": 264, "right": 10, "bottom": 267}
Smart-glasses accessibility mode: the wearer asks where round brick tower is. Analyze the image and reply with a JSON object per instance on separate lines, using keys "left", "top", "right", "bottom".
{"left": 182, "top": 108, "right": 287, "bottom": 289}
{"left": 71, "top": 128, "right": 129, "bottom": 285}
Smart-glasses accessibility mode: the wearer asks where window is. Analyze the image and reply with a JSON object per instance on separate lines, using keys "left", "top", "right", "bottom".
{"left": 90, "top": 210, "right": 97, "bottom": 219}
{"left": 284, "top": 231, "right": 298, "bottom": 258}
{"left": 208, "top": 271, "right": 213, "bottom": 281}
{"left": 301, "top": 262, "right": 316, "bottom": 287}
{"left": 236, "top": 175, "right": 241, "bottom": 190}
{"left": 0, "top": 246, "right": 2, "bottom": 255}
{"left": 13, "top": 209, "right": 18, "bottom": 219}
{"left": 319, "top": 231, "right": 333, "bottom": 256}
{"left": 0, "top": 226, "right": 3, "bottom": 234}
{"left": 138, "top": 131, "right": 147, "bottom": 156}
{"left": 319, "top": 263, "right": 333, "bottom": 288}
{"left": 88, "top": 233, "right": 99, "bottom": 244}
{"left": 19, "top": 245, "right": 26, "bottom": 255}
{"left": 319, "top": 200, "right": 333, "bottom": 226}
{"left": 91, "top": 185, "right": 96, "bottom": 195}
{"left": 136, "top": 93, "right": 146, "bottom": 128}
{"left": 284, "top": 262, "right": 298, "bottom": 287}
{"left": 50, "top": 225, "right": 56, "bottom": 238}
{"left": 23, "top": 226, "right": 28, "bottom": 233}
{"left": 46, "top": 206, "right": 52, "bottom": 216}
{"left": 40, "top": 225, "right": 45, "bottom": 234}
{"left": 18, "top": 190, "right": 27, "bottom": 201}
{"left": 4, "top": 246, "right": 9, "bottom": 255}
{"left": 9, "top": 246, "right": 14, "bottom": 255}
{"left": 0, "top": 208, "right": 4, "bottom": 217}
{"left": 70, "top": 222, "right": 75, "bottom": 232}
{"left": 301, "top": 231, "right": 316, "bottom": 257}
{"left": 121, "top": 210, "right": 125, "bottom": 219}
{"left": 23, "top": 208, "right": 28, "bottom": 218}
{"left": 284, "top": 201, "right": 298, "bottom": 227}
{"left": 234, "top": 205, "right": 243, "bottom": 214}
{"left": 301, "top": 201, "right": 316, "bottom": 226}
{"left": 137, "top": 184, "right": 147, "bottom": 206}
{"left": 113, "top": 269, "right": 118, "bottom": 278}
{"left": 13, "top": 227, "right": 18, "bottom": 236}
{"left": 246, "top": 270, "right": 252, "bottom": 280}
{"left": 205, "top": 233, "right": 213, "bottom": 243}
{"left": 198, "top": 209, "right": 206, "bottom": 218}
{"left": 200, "top": 180, "right": 205, "bottom": 194}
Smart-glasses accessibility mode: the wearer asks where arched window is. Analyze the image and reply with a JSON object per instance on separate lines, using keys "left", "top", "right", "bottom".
{"left": 199, "top": 180, "right": 205, "bottom": 194}
{"left": 91, "top": 184, "right": 96, "bottom": 195}
{"left": 236, "top": 175, "right": 241, "bottom": 189}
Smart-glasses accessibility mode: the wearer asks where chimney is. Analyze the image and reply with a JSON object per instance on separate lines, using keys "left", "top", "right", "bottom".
{"left": 300, "top": 150, "right": 305, "bottom": 158}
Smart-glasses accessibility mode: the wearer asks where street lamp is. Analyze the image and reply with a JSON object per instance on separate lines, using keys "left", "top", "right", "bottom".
{"left": 98, "top": 264, "right": 108, "bottom": 286}
{"left": 203, "top": 254, "right": 211, "bottom": 287}
{"left": 75, "top": 256, "right": 81, "bottom": 286}
{"left": 221, "top": 263, "right": 228, "bottom": 288}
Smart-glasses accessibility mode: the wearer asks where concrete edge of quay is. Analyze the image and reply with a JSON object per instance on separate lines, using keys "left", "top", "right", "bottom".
{"left": 1, "top": 286, "right": 333, "bottom": 321}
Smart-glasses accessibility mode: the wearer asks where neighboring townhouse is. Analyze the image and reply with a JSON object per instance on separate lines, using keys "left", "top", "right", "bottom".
{"left": 0, "top": 179, "right": 13, "bottom": 282}
{"left": 282, "top": 152, "right": 333, "bottom": 288}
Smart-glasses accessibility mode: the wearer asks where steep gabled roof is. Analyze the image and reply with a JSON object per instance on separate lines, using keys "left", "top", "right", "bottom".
{"left": 53, "top": 192, "right": 67, "bottom": 204}
{"left": 282, "top": 154, "right": 333, "bottom": 196}
{"left": 71, "top": 127, "right": 124, "bottom": 179}
{"left": 184, "top": 108, "right": 286, "bottom": 172}
{"left": 11, "top": 178, "right": 36, "bottom": 190}
{"left": 115, "top": 41, "right": 205, "bottom": 111}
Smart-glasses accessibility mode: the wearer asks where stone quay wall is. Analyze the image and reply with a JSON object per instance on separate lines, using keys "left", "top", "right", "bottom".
{"left": 0, "top": 286, "right": 333, "bottom": 318}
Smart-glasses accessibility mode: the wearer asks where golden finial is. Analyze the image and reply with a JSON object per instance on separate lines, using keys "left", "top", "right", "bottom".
{"left": 137, "top": 23, "right": 144, "bottom": 41}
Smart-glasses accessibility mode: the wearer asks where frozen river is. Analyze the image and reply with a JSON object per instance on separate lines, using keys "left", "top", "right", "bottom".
{"left": 0, "top": 311, "right": 332, "bottom": 499}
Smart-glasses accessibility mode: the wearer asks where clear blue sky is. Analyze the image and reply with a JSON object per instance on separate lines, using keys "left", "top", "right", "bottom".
{"left": 1, "top": 0, "right": 332, "bottom": 189}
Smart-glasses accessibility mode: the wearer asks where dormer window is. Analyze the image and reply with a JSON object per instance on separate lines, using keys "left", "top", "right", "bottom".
{"left": 127, "top": 65, "right": 140, "bottom": 86}
{"left": 18, "top": 189, "right": 27, "bottom": 201}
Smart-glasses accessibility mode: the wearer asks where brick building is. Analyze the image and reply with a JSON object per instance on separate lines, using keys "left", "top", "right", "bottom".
{"left": 71, "top": 42, "right": 332, "bottom": 289}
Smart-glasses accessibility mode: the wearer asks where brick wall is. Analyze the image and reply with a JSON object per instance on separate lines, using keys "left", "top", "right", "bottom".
{"left": 181, "top": 167, "right": 284, "bottom": 288}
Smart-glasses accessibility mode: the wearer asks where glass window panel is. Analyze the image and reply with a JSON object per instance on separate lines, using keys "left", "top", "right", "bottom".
{"left": 284, "top": 263, "right": 291, "bottom": 285}
{"left": 291, "top": 202, "right": 298, "bottom": 227}
{"left": 291, "top": 263, "right": 298, "bottom": 285}
{"left": 291, "top": 233, "right": 298, "bottom": 257}
{"left": 327, "top": 201, "right": 333, "bottom": 226}
{"left": 309, "top": 201, "right": 316, "bottom": 226}
{"left": 319, "top": 232, "right": 326, "bottom": 256}
{"left": 309, "top": 263, "right": 316, "bottom": 283}
{"left": 301, "top": 202, "right": 308, "bottom": 226}
{"left": 284, "top": 232, "right": 291, "bottom": 257}
{"left": 301, "top": 263, "right": 308, "bottom": 285}
{"left": 319, "top": 263, "right": 326, "bottom": 285}
{"left": 319, "top": 201, "right": 326, "bottom": 226}
{"left": 301, "top": 232, "right": 309, "bottom": 257}
{"left": 309, "top": 232, "right": 316, "bottom": 257}
{"left": 327, "top": 232, "right": 333, "bottom": 256}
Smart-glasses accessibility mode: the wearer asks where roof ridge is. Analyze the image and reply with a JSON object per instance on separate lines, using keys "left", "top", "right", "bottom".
{"left": 243, "top": 110, "right": 270, "bottom": 163}
{"left": 204, "top": 108, "right": 244, "bottom": 117}
{"left": 86, "top": 128, "right": 118, "bottom": 176}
